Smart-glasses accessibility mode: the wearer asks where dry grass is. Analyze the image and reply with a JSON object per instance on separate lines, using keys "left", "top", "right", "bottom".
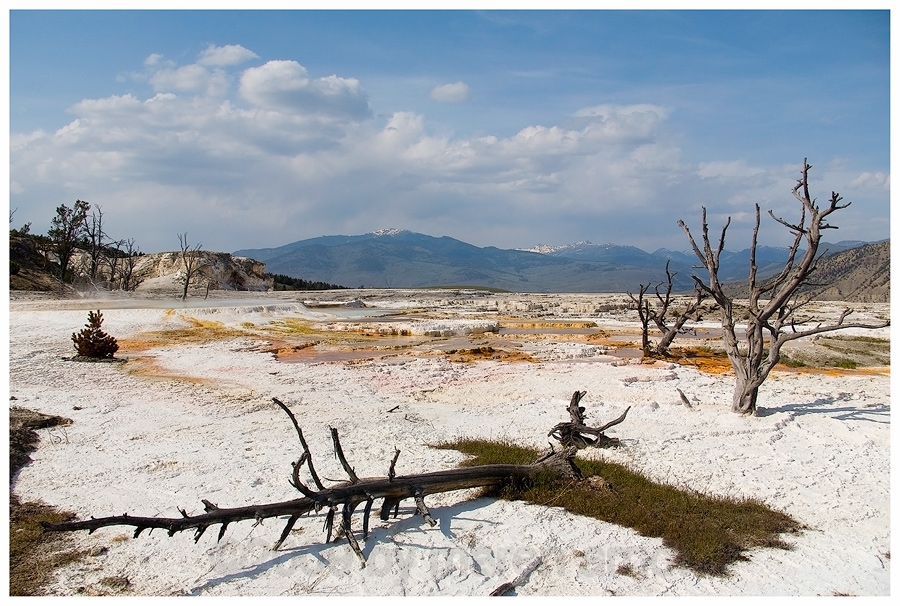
{"left": 9, "top": 495, "right": 88, "bottom": 596}
{"left": 616, "top": 563, "right": 641, "bottom": 578}
{"left": 262, "top": 318, "right": 319, "bottom": 335}
{"left": 437, "top": 439, "right": 801, "bottom": 576}
{"left": 10, "top": 408, "right": 88, "bottom": 596}
{"left": 662, "top": 344, "right": 890, "bottom": 377}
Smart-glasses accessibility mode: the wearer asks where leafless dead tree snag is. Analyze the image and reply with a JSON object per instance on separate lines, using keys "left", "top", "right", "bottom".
{"left": 650, "top": 262, "right": 709, "bottom": 356}
{"left": 678, "top": 159, "right": 889, "bottom": 415}
{"left": 177, "top": 232, "right": 207, "bottom": 301}
{"left": 43, "top": 395, "right": 599, "bottom": 568}
{"left": 626, "top": 284, "right": 654, "bottom": 356}
{"left": 629, "top": 262, "right": 708, "bottom": 358}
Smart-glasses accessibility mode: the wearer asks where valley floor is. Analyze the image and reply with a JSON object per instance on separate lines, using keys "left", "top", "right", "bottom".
{"left": 7, "top": 289, "right": 891, "bottom": 596}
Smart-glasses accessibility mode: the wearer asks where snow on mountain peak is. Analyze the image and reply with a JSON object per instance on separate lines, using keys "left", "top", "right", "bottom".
{"left": 519, "top": 240, "right": 616, "bottom": 254}
{"left": 371, "top": 228, "right": 407, "bottom": 237}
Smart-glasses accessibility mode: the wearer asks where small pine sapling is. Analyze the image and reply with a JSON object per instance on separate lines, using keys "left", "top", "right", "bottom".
{"left": 72, "top": 310, "right": 119, "bottom": 358}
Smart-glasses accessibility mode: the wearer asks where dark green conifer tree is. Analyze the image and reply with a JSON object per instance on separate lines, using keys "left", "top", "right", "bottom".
{"left": 72, "top": 310, "right": 119, "bottom": 358}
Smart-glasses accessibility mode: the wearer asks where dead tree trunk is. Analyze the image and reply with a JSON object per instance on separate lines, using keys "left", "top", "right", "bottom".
{"left": 43, "top": 396, "right": 585, "bottom": 568}
{"left": 548, "top": 391, "right": 629, "bottom": 449}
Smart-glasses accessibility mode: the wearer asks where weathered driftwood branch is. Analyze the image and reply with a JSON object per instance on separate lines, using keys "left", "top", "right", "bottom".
{"left": 43, "top": 396, "right": 582, "bottom": 568}
{"left": 548, "top": 391, "right": 630, "bottom": 449}
{"left": 490, "top": 555, "right": 543, "bottom": 596}
{"left": 676, "top": 388, "right": 693, "bottom": 409}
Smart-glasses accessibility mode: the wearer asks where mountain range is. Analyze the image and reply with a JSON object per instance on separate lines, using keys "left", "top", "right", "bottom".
{"left": 234, "top": 229, "right": 887, "bottom": 296}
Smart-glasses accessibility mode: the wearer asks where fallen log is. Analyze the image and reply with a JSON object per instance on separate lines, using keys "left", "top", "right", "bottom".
{"left": 43, "top": 396, "right": 582, "bottom": 568}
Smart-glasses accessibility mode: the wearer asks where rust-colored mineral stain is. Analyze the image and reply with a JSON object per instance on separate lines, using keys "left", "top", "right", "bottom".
{"left": 774, "top": 365, "right": 889, "bottom": 377}
{"left": 121, "top": 356, "right": 216, "bottom": 386}
{"left": 443, "top": 346, "right": 538, "bottom": 363}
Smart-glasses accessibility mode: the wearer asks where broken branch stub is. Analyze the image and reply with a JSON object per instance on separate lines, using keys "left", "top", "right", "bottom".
{"left": 548, "top": 391, "right": 630, "bottom": 449}
{"left": 43, "top": 395, "right": 584, "bottom": 567}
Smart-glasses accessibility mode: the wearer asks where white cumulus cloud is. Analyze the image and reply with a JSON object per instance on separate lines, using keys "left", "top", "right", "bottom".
{"left": 849, "top": 171, "right": 890, "bottom": 190}
{"left": 574, "top": 103, "right": 669, "bottom": 142}
{"left": 198, "top": 44, "right": 259, "bottom": 67}
{"left": 697, "top": 160, "right": 765, "bottom": 179}
{"left": 430, "top": 81, "right": 470, "bottom": 103}
{"left": 239, "top": 60, "right": 370, "bottom": 119}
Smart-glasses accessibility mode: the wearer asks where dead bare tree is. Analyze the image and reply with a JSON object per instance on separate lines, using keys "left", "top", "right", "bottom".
{"left": 628, "top": 262, "right": 708, "bottom": 358}
{"left": 626, "top": 283, "right": 654, "bottom": 357}
{"left": 678, "top": 159, "right": 890, "bottom": 415}
{"left": 43, "top": 393, "right": 625, "bottom": 567}
{"left": 650, "top": 262, "right": 709, "bottom": 357}
{"left": 119, "top": 238, "right": 142, "bottom": 291}
{"left": 177, "top": 232, "right": 206, "bottom": 301}
{"left": 102, "top": 239, "right": 124, "bottom": 290}
{"left": 84, "top": 205, "right": 108, "bottom": 284}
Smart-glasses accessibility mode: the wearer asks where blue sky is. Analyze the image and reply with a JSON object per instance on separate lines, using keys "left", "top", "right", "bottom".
{"left": 7, "top": 8, "right": 891, "bottom": 255}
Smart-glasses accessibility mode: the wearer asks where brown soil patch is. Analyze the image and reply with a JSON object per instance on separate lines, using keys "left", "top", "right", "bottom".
{"left": 258, "top": 340, "right": 319, "bottom": 359}
{"left": 10, "top": 407, "right": 73, "bottom": 480}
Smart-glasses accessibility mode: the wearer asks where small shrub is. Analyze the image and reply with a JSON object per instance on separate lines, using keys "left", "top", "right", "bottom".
{"left": 616, "top": 563, "right": 640, "bottom": 578}
{"left": 72, "top": 310, "right": 119, "bottom": 358}
{"left": 832, "top": 358, "right": 858, "bottom": 369}
{"left": 778, "top": 353, "right": 806, "bottom": 368}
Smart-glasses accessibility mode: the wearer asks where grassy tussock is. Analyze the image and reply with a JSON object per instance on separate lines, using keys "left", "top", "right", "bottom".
{"left": 10, "top": 495, "right": 87, "bottom": 595}
{"left": 437, "top": 439, "right": 800, "bottom": 576}
{"left": 263, "top": 318, "right": 318, "bottom": 335}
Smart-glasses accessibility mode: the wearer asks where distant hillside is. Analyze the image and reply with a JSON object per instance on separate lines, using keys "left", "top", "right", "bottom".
{"left": 235, "top": 229, "right": 888, "bottom": 297}
{"left": 127, "top": 251, "right": 272, "bottom": 293}
{"left": 9, "top": 234, "right": 272, "bottom": 294}
{"left": 235, "top": 229, "right": 695, "bottom": 293}
{"left": 800, "top": 240, "right": 890, "bottom": 302}
{"left": 9, "top": 234, "right": 58, "bottom": 291}
{"left": 523, "top": 239, "right": 865, "bottom": 286}
{"left": 718, "top": 240, "right": 890, "bottom": 303}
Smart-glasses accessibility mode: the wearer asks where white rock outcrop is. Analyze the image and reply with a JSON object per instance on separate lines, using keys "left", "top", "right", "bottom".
{"left": 130, "top": 252, "right": 272, "bottom": 293}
